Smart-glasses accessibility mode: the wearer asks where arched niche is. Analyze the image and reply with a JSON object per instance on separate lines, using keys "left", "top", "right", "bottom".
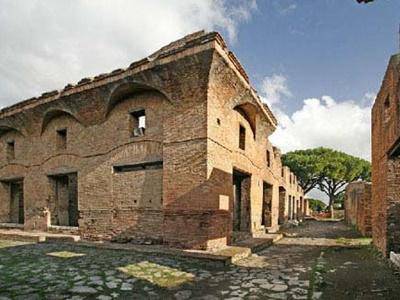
{"left": 0, "top": 125, "right": 24, "bottom": 138}
{"left": 233, "top": 102, "right": 258, "bottom": 138}
{"left": 105, "top": 81, "right": 172, "bottom": 118}
{"left": 41, "top": 109, "right": 82, "bottom": 134}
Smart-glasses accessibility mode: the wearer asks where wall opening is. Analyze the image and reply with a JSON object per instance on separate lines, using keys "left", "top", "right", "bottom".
{"left": 56, "top": 129, "right": 67, "bottom": 150}
{"left": 261, "top": 182, "right": 273, "bottom": 227}
{"left": 239, "top": 125, "right": 246, "bottom": 150}
{"left": 130, "top": 109, "right": 146, "bottom": 137}
{"left": 278, "top": 186, "right": 286, "bottom": 224}
{"left": 266, "top": 150, "right": 271, "bottom": 167}
{"left": 288, "top": 195, "right": 292, "bottom": 220}
{"left": 232, "top": 170, "right": 251, "bottom": 232}
{"left": 9, "top": 180, "right": 24, "bottom": 224}
{"left": 49, "top": 173, "right": 78, "bottom": 227}
{"left": 6, "top": 140, "right": 15, "bottom": 160}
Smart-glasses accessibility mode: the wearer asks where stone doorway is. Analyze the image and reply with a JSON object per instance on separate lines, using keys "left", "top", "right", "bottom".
{"left": 278, "top": 186, "right": 286, "bottom": 224}
{"left": 49, "top": 173, "right": 78, "bottom": 227}
{"left": 262, "top": 182, "right": 273, "bottom": 227}
{"left": 9, "top": 181, "right": 24, "bottom": 224}
{"left": 232, "top": 170, "right": 251, "bottom": 233}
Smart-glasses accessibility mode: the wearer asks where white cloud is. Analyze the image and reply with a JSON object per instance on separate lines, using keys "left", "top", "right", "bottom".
{"left": 260, "top": 74, "right": 292, "bottom": 106}
{"left": 259, "top": 74, "right": 372, "bottom": 160}
{"left": 0, "top": 0, "right": 256, "bottom": 107}
{"left": 270, "top": 95, "right": 372, "bottom": 160}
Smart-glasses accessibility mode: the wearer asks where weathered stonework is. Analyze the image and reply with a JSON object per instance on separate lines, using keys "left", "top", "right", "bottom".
{"left": 344, "top": 181, "right": 372, "bottom": 237}
{"left": 0, "top": 31, "right": 305, "bottom": 249}
{"left": 371, "top": 53, "right": 400, "bottom": 256}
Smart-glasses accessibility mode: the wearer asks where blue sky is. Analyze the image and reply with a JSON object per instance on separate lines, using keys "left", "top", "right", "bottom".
{"left": 0, "top": 0, "right": 398, "bottom": 161}
{"left": 231, "top": 0, "right": 400, "bottom": 114}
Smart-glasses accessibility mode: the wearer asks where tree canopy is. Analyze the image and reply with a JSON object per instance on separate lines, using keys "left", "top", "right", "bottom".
{"left": 307, "top": 198, "right": 327, "bottom": 212}
{"left": 282, "top": 147, "right": 371, "bottom": 209}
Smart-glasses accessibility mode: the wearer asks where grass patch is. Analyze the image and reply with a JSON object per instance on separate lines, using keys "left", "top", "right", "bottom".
{"left": 335, "top": 237, "right": 371, "bottom": 246}
{"left": 0, "top": 240, "right": 32, "bottom": 249}
{"left": 117, "top": 261, "right": 194, "bottom": 288}
{"left": 308, "top": 251, "right": 330, "bottom": 300}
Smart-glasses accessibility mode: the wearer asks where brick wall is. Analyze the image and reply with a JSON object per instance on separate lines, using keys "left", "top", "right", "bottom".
{"left": 345, "top": 181, "right": 372, "bottom": 237}
{"left": 0, "top": 31, "right": 304, "bottom": 249}
{"left": 372, "top": 53, "right": 400, "bottom": 256}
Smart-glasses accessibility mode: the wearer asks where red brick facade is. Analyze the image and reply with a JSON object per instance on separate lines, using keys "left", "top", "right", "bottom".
{"left": 371, "top": 53, "right": 400, "bottom": 256}
{"left": 0, "top": 31, "right": 305, "bottom": 249}
{"left": 344, "top": 181, "right": 372, "bottom": 237}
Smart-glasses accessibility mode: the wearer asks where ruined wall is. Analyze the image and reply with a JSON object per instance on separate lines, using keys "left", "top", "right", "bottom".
{"left": 0, "top": 31, "right": 304, "bottom": 249}
{"left": 0, "top": 31, "right": 217, "bottom": 249}
{"left": 345, "top": 181, "right": 372, "bottom": 237}
{"left": 371, "top": 53, "right": 400, "bottom": 256}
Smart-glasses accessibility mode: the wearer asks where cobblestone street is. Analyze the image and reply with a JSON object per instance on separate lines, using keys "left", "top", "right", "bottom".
{"left": 1, "top": 220, "right": 399, "bottom": 300}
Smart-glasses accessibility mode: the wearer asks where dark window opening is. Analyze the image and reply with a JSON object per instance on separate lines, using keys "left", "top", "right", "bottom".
{"left": 56, "top": 129, "right": 67, "bottom": 150}
{"left": 266, "top": 150, "right": 271, "bottom": 167}
{"left": 239, "top": 125, "right": 246, "bottom": 150}
{"left": 6, "top": 140, "right": 15, "bottom": 160}
{"left": 113, "top": 160, "right": 163, "bottom": 173}
{"left": 384, "top": 95, "right": 390, "bottom": 122}
{"left": 281, "top": 168, "right": 284, "bottom": 177}
{"left": 131, "top": 110, "right": 146, "bottom": 137}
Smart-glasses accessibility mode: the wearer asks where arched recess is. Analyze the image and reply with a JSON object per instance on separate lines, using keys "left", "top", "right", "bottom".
{"left": 41, "top": 109, "right": 82, "bottom": 134}
{"left": 233, "top": 102, "right": 257, "bottom": 138}
{"left": 105, "top": 80, "right": 172, "bottom": 118}
{"left": 0, "top": 125, "right": 24, "bottom": 138}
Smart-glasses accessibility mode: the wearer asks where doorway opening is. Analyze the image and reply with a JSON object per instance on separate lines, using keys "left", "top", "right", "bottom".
{"left": 232, "top": 170, "right": 251, "bottom": 232}
{"left": 49, "top": 173, "right": 78, "bottom": 227}
{"left": 9, "top": 180, "right": 24, "bottom": 224}
{"left": 278, "top": 186, "right": 286, "bottom": 224}
{"left": 262, "top": 182, "right": 273, "bottom": 227}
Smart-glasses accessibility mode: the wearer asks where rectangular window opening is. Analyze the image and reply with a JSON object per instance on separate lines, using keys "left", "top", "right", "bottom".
{"left": 266, "top": 150, "right": 271, "bottom": 167}
{"left": 239, "top": 125, "right": 246, "bottom": 150}
{"left": 113, "top": 161, "right": 163, "bottom": 173}
{"left": 131, "top": 110, "right": 146, "bottom": 137}
{"left": 6, "top": 140, "right": 15, "bottom": 160}
{"left": 57, "top": 129, "right": 67, "bottom": 150}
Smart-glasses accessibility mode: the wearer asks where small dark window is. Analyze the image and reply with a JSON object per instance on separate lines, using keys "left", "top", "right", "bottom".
{"left": 217, "top": 118, "right": 221, "bottom": 125}
{"left": 281, "top": 168, "right": 284, "bottom": 177}
{"left": 266, "top": 150, "right": 271, "bottom": 167}
{"left": 131, "top": 110, "right": 146, "bottom": 137}
{"left": 239, "top": 125, "right": 246, "bottom": 150}
{"left": 384, "top": 96, "right": 390, "bottom": 122}
{"left": 6, "top": 141, "right": 15, "bottom": 160}
{"left": 56, "top": 129, "right": 67, "bottom": 150}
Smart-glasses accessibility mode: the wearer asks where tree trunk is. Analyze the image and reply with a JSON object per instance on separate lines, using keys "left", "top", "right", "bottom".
{"left": 328, "top": 195, "right": 335, "bottom": 219}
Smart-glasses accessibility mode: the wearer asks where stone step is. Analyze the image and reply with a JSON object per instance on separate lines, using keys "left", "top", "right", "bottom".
{"left": 0, "top": 229, "right": 80, "bottom": 243}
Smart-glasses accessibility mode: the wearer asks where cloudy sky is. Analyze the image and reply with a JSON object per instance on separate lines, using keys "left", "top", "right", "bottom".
{"left": 0, "top": 0, "right": 399, "bottom": 163}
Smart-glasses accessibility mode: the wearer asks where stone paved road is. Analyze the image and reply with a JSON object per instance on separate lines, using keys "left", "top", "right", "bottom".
{"left": 0, "top": 221, "right": 399, "bottom": 299}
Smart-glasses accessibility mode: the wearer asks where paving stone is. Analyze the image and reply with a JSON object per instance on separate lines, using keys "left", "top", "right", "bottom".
{"left": 69, "top": 286, "right": 98, "bottom": 294}
{"left": 97, "top": 296, "right": 112, "bottom": 300}
{"left": 174, "top": 290, "right": 192, "bottom": 300}
{"left": 120, "top": 283, "right": 133, "bottom": 291}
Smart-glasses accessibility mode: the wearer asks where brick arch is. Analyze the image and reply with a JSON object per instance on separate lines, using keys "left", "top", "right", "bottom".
{"left": 41, "top": 109, "right": 82, "bottom": 134}
{"left": 233, "top": 102, "right": 258, "bottom": 138}
{"left": 0, "top": 125, "right": 24, "bottom": 138}
{"left": 105, "top": 80, "right": 172, "bottom": 118}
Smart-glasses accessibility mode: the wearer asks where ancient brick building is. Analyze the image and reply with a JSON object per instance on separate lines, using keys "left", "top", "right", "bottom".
{"left": 344, "top": 181, "right": 372, "bottom": 237}
{"left": 0, "top": 31, "right": 304, "bottom": 249}
{"left": 372, "top": 53, "right": 400, "bottom": 256}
